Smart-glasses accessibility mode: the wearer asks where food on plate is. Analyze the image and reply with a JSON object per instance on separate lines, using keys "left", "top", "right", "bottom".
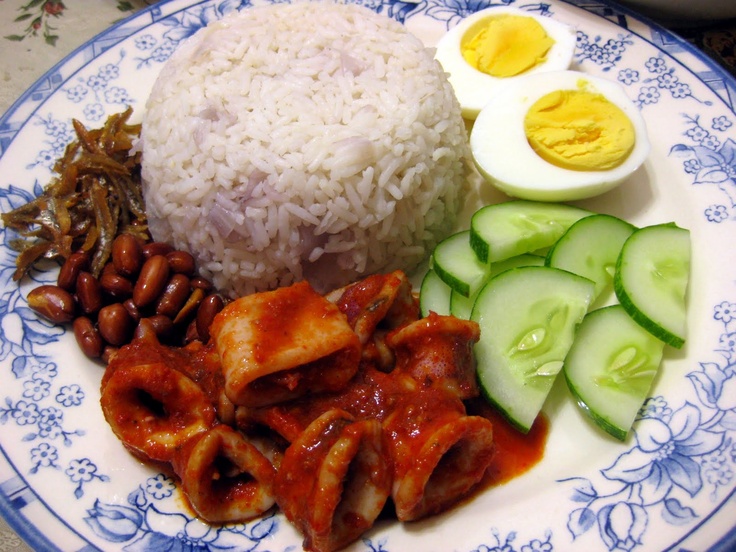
{"left": 546, "top": 213, "right": 637, "bottom": 300}
{"left": 472, "top": 266, "right": 595, "bottom": 432}
{"left": 563, "top": 304, "right": 665, "bottom": 440}
{"left": 100, "top": 271, "right": 507, "bottom": 551}
{"left": 140, "top": 2, "right": 472, "bottom": 299}
{"left": 274, "top": 409, "right": 391, "bottom": 551}
{"left": 1, "top": 108, "right": 145, "bottom": 280}
{"left": 172, "top": 424, "right": 278, "bottom": 523}
{"left": 470, "top": 71, "right": 651, "bottom": 201}
{"left": 614, "top": 223, "right": 691, "bottom": 348}
{"left": 417, "top": 200, "right": 691, "bottom": 439}
{"left": 210, "top": 280, "right": 362, "bottom": 407}
{"left": 434, "top": 6, "right": 576, "bottom": 119}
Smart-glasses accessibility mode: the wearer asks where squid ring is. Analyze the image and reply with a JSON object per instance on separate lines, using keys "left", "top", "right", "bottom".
{"left": 173, "top": 425, "right": 277, "bottom": 523}
{"left": 100, "top": 361, "right": 216, "bottom": 463}
{"left": 275, "top": 408, "right": 392, "bottom": 552}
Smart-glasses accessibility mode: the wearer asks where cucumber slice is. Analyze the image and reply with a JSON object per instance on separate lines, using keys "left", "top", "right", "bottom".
{"left": 450, "top": 289, "right": 477, "bottom": 320}
{"left": 614, "top": 223, "right": 691, "bottom": 348}
{"left": 470, "top": 200, "right": 593, "bottom": 264}
{"left": 471, "top": 266, "right": 595, "bottom": 432}
{"left": 564, "top": 305, "right": 665, "bottom": 441}
{"left": 449, "top": 254, "right": 545, "bottom": 320}
{"left": 431, "top": 230, "right": 489, "bottom": 297}
{"left": 546, "top": 214, "right": 636, "bottom": 300}
{"left": 419, "top": 269, "right": 452, "bottom": 317}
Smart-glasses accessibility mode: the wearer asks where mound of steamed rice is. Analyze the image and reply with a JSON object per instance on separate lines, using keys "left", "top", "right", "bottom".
{"left": 140, "top": 1, "right": 472, "bottom": 297}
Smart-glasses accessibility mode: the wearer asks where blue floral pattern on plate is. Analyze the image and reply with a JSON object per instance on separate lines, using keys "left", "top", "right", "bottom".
{"left": 1, "top": 0, "right": 735, "bottom": 550}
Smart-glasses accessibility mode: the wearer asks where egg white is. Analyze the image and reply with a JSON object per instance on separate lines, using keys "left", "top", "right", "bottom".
{"left": 469, "top": 71, "right": 651, "bottom": 202}
{"left": 435, "top": 6, "right": 577, "bottom": 120}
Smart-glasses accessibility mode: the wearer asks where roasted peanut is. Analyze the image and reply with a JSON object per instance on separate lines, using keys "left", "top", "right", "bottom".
{"left": 155, "top": 274, "right": 191, "bottom": 318}
{"left": 101, "top": 345, "right": 119, "bottom": 364}
{"left": 132, "top": 255, "right": 170, "bottom": 308}
{"left": 73, "top": 316, "right": 104, "bottom": 359}
{"left": 196, "top": 294, "right": 224, "bottom": 342}
{"left": 142, "top": 242, "right": 174, "bottom": 259}
{"left": 166, "top": 250, "right": 196, "bottom": 276}
{"left": 112, "top": 234, "right": 143, "bottom": 277}
{"left": 27, "top": 285, "right": 76, "bottom": 324}
{"left": 190, "top": 277, "right": 214, "bottom": 292}
{"left": 100, "top": 271, "right": 134, "bottom": 299}
{"left": 142, "top": 314, "right": 174, "bottom": 341}
{"left": 57, "top": 252, "right": 89, "bottom": 292}
{"left": 76, "top": 271, "right": 104, "bottom": 315}
{"left": 134, "top": 318, "right": 162, "bottom": 344}
{"left": 98, "top": 303, "right": 135, "bottom": 346}
{"left": 122, "top": 298, "right": 143, "bottom": 323}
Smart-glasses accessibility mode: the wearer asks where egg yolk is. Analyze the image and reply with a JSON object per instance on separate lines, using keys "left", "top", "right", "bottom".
{"left": 461, "top": 14, "right": 554, "bottom": 78}
{"left": 523, "top": 89, "right": 636, "bottom": 171}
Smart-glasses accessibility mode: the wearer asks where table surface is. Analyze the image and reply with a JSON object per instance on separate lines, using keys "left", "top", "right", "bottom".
{"left": 0, "top": 1, "right": 735, "bottom": 550}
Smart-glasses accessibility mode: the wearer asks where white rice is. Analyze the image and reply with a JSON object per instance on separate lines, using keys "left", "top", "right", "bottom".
{"left": 140, "top": 1, "right": 472, "bottom": 297}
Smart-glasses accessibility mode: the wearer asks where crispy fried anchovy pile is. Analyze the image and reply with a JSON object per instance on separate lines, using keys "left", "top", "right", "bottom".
{"left": 2, "top": 107, "right": 148, "bottom": 280}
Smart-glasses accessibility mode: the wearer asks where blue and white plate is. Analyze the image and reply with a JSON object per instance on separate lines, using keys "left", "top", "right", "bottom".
{"left": 1, "top": 0, "right": 736, "bottom": 550}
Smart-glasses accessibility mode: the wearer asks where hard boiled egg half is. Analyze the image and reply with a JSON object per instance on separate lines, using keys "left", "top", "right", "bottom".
{"left": 435, "top": 6, "right": 576, "bottom": 119}
{"left": 469, "top": 71, "right": 650, "bottom": 201}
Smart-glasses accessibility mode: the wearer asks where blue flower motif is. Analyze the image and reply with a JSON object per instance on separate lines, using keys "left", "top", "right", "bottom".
{"left": 32, "top": 148, "right": 58, "bottom": 169}
{"left": 645, "top": 56, "right": 666, "bottom": 74}
{"left": 686, "top": 125, "right": 709, "bottom": 142}
{"left": 65, "top": 84, "right": 88, "bottom": 103}
{"left": 669, "top": 138, "right": 736, "bottom": 202}
{"left": 639, "top": 396, "right": 671, "bottom": 420}
{"left": 638, "top": 86, "right": 659, "bottom": 105}
{"left": 701, "top": 451, "right": 733, "bottom": 486}
{"left": 56, "top": 384, "right": 84, "bottom": 407}
{"left": 597, "top": 502, "right": 647, "bottom": 552}
{"left": 97, "top": 63, "right": 120, "bottom": 82}
{"left": 683, "top": 159, "right": 701, "bottom": 174}
{"left": 85, "top": 500, "right": 144, "bottom": 543}
{"left": 30, "top": 442, "right": 59, "bottom": 471}
{"left": 23, "top": 375, "right": 51, "bottom": 401}
{"left": 602, "top": 403, "right": 723, "bottom": 504}
{"left": 38, "top": 406, "right": 63, "bottom": 438}
{"left": 705, "top": 204, "right": 729, "bottom": 222}
{"left": 576, "top": 31, "right": 589, "bottom": 49}
{"left": 104, "top": 86, "right": 131, "bottom": 104}
{"left": 618, "top": 68, "right": 639, "bottom": 85}
{"left": 135, "top": 34, "right": 157, "bottom": 50}
{"left": 656, "top": 72, "right": 678, "bottom": 89}
{"left": 672, "top": 82, "right": 692, "bottom": 99}
{"left": 604, "top": 38, "right": 626, "bottom": 56}
{"left": 145, "top": 474, "right": 176, "bottom": 500}
{"left": 67, "top": 458, "right": 99, "bottom": 484}
{"left": 712, "top": 116, "right": 732, "bottom": 131}
{"left": 584, "top": 44, "right": 612, "bottom": 66}
{"left": 688, "top": 361, "right": 736, "bottom": 413}
{"left": 83, "top": 102, "right": 105, "bottom": 122}
{"left": 702, "top": 134, "right": 721, "bottom": 150}
{"left": 714, "top": 301, "right": 736, "bottom": 324}
{"left": 11, "top": 399, "right": 40, "bottom": 426}
{"left": 86, "top": 74, "right": 107, "bottom": 92}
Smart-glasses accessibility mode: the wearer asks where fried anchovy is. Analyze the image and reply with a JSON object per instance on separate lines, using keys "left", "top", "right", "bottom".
{"left": 2, "top": 107, "right": 148, "bottom": 280}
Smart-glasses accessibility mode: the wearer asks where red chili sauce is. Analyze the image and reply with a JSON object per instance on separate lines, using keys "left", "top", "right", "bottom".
{"left": 468, "top": 398, "right": 549, "bottom": 488}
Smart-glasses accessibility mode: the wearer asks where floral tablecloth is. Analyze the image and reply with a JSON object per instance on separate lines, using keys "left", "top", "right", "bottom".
{"left": 0, "top": 1, "right": 735, "bottom": 550}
